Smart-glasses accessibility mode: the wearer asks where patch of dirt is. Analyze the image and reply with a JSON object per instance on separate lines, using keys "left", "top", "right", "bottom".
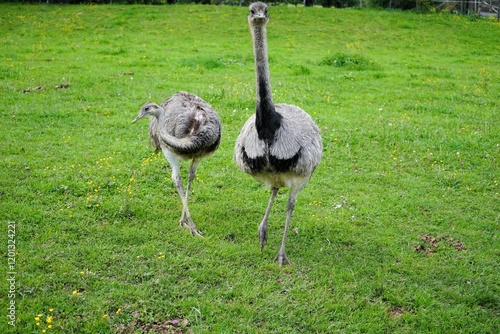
{"left": 442, "top": 236, "right": 467, "bottom": 251}
{"left": 387, "top": 306, "right": 405, "bottom": 318}
{"left": 412, "top": 244, "right": 434, "bottom": 255}
{"left": 140, "top": 318, "right": 190, "bottom": 334}
{"left": 419, "top": 234, "right": 438, "bottom": 248}
{"left": 22, "top": 83, "right": 69, "bottom": 93}
{"left": 413, "top": 234, "right": 466, "bottom": 255}
{"left": 22, "top": 86, "right": 44, "bottom": 93}
{"left": 114, "top": 312, "right": 191, "bottom": 334}
{"left": 56, "top": 83, "right": 70, "bottom": 89}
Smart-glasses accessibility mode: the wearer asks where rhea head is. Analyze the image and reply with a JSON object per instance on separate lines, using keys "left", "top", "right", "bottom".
{"left": 248, "top": 2, "right": 269, "bottom": 26}
{"left": 132, "top": 102, "right": 163, "bottom": 123}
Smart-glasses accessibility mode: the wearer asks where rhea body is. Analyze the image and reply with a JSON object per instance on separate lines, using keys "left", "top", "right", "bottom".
{"left": 133, "top": 92, "right": 221, "bottom": 236}
{"left": 234, "top": 2, "right": 322, "bottom": 265}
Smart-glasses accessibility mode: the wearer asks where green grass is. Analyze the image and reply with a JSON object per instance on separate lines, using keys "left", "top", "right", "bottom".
{"left": 1, "top": 4, "right": 499, "bottom": 333}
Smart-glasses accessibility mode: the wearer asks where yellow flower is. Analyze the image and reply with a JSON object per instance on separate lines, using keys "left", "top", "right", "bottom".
{"left": 48, "top": 325, "right": 53, "bottom": 329}
{"left": 72, "top": 290, "right": 79, "bottom": 295}
{"left": 35, "top": 317, "right": 40, "bottom": 321}
{"left": 103, "top": 314, "right": 108, "bottom": 319}
{"left": 116, "top": 308, "right": 122, "bottom": 315}
{"left": 46, "top": 316, "right": 53, "bottom": 323}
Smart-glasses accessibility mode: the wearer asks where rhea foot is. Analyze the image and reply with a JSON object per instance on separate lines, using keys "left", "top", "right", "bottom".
{"left": 179, "top": 217, "right": 203, "bottom": 237}
{"left": 274, "top": 251, "right": 291, "bottom": 266}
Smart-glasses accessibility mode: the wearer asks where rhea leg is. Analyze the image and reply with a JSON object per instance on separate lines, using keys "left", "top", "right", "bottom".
{"left": 178, "top": 158, "right": 200, "bottom": 224}
{"left": 182, "top": 158, "right": 202, "bottom": 236}
{"left": 274, "top": 187, "right": 301, "bottom": 266}
{"left": 163, "top": 149, "right": 202, "bottom": 236}
{"left": 258, "top": 187, "right": 278, "bottom": 251}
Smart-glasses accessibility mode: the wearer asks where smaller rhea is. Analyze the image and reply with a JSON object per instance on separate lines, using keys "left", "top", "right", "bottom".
{"left": 133, "top": 92, "right": 221, "bottom": 236}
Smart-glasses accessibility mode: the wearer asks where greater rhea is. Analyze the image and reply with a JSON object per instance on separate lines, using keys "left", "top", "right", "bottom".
{"left": 133, "top": 92, "right": 221, "bottom": 236}
{"left": 234, "top": 2, "right": 323, "bottom": 265}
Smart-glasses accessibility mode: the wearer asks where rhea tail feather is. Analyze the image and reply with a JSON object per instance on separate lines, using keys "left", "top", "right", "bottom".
{"left": 148, "top": 117, "right": 220, "bottom": 157}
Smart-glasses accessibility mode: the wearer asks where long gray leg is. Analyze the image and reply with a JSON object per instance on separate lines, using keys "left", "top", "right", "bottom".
{"left": 258, "top": 187, "right": 278, "bottom": 251}
{"left": 183, "top": 159, "right": 202, "bottom": 236}
{"left": 162, "top": 149, "right": 202, "bottom": 236}
{"left": 274, "top": 187, "right": 301, "bottom": 266}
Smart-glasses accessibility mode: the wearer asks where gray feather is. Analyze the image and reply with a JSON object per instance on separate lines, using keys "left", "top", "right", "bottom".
{"left": 142, "top": 92, "right": 221, "bottom": 160}
{"left": 235, "top": 104, "right": 322, "bottom": 177}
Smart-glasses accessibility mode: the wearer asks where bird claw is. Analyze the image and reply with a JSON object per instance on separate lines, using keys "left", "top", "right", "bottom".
{"left": 179, "top": 220, "right": 203, "bottom": 237}
{"left": 190, "top": 227, "right": 203, "bottom": 237}
{"left": 274, "top": 252, "right": 291, "bottom": 266}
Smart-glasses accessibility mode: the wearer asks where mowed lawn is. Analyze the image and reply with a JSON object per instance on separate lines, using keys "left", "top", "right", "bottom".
{"left": 0, "top": 4, "right": 499, "bottom": 333}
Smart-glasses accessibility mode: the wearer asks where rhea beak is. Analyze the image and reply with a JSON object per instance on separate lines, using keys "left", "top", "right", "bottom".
{"left": 131, "top": 114, "right": 144, "bottom": 123}
{"left": 132, "top": 107, "right": 150, "bottom": 123}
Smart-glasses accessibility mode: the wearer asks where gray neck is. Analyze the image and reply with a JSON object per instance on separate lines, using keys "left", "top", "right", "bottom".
{"left": 250, "top": 22, "right": 281, "bottom": 143}
{"left": 251, "top": 24, "right": 274, "bottom": 108}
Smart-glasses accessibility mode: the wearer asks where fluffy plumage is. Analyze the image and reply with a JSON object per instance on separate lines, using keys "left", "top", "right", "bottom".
{"left": 235, "top": 105, "right": 322, "bottom": 178}
{"left": 133, "top": 92, "right": 221, "bottom": 236}
{"left": 234, "top": 2, "right": 322, "bottom": 265}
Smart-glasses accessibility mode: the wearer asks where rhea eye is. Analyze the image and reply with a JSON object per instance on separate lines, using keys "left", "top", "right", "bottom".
{"left": 250, "top": 9, "right": 255, "bottom": 14}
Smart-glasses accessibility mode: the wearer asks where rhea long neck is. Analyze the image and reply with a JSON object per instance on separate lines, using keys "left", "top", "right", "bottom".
{"left": 251, "top": 22, "right": 281, "bottom": 143}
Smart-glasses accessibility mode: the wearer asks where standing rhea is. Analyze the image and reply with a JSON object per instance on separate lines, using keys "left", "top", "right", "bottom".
{"left": 234, "top": 2, "right": 322, "bottom": 265}
{"left": 133, "top": 92, "right": 221, "bottom": 236}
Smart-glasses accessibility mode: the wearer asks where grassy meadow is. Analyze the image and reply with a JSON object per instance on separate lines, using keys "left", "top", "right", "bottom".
{"left": 1, "top": 3, "right": 499, "bottom": 333}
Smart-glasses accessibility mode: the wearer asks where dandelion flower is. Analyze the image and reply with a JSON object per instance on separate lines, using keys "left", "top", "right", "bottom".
{"left": 46, "top": 316, "right": 53, "bottom": 323}
{"left": 48, "top": 325, "right": 53, "bottom": 329}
